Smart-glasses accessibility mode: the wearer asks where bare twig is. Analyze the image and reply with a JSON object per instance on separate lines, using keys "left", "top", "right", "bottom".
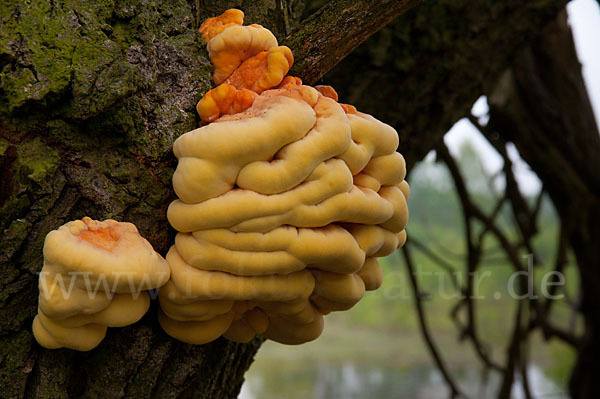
{"left": 497, "top": 300, "right": 522, "bottom": 399}
{"left": 408, "top": 236, "right": 462, "bottom": 291}
{"left": 401, "top": 246, "right": 469, "bottom": 399}
{"left": 407, "top": 100, "right": 583, "bottom": 397}
{"left": 437, "top": 144, "right": 506, "bottom": 372}
{"left": 468, "top": 115, "right": 538, "bottom": 257}
{"left": 467, "top": 116, "right": 581, "bottom": 347}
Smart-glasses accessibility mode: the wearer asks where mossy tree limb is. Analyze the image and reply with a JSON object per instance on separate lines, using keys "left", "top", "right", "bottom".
{"left": 284, "top": 0, "right": 423, "bottom": 83}
{"left": 325, "top": 3, "right": 595, "bottom": 398}
{"left": 322, "top": 0, "right": 570, "bottom": 170}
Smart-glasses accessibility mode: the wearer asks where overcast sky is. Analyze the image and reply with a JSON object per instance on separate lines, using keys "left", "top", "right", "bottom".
{"left": 443, "top": 0, "right": 600, "bottom": 195}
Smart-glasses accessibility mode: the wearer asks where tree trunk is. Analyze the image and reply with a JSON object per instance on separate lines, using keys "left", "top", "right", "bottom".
{"left": 485, "top": 10, "right": 600, "bottom": 399}
{"left": 0, "top": 0, "right": 423, "bottom": 397}
{"left": 0, "top": 1, "right": 303, "bottom": 397}
{"left": 0, "top": 0, "right": 583, "bottom": 397}
{"left": 324, "top": 0, "right": 569, "bottom": 170}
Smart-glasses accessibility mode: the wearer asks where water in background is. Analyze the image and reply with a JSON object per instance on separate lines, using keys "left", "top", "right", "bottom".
{"left": 240, "top": 146, "right": 577, "bottom": 399}
{"left": 241, "top": 360, "right": 566, "bottom": 399}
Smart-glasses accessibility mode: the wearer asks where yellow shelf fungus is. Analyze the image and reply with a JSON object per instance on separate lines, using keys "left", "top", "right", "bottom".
{"left": 226, "top": 46, "right": 294, "bottom": 94}
{"left": 200, "top": 9, "right": 278, "bottom": 85}
{"left": 159, "top": 9, "right": 410, "bottom": 345}
{"left": 33, "top": 217, "right": 170, "bottom": 351}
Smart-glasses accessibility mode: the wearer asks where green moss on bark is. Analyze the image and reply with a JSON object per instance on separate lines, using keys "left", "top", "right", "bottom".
{"left": 0, "top": 137, "right": 59, "bottom": 231}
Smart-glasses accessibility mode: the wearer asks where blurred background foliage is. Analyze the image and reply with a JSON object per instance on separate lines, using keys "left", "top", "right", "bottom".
{"left": 236, "top": 0, "right": 600, "bottom": 396}
{"left": 242, "top": 112, "right": 580, "bottom": 399}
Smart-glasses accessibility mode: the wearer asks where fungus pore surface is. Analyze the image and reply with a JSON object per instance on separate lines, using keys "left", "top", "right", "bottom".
{"left": 161, "top": 9, "right": 410, "bottom": 345}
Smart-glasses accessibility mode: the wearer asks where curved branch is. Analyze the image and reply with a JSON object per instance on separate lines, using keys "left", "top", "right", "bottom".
{"left": 284, "top": 0, "right": 423, "bottom": 84}
{"left": 401, "top": 246, "right": 468, "bottom": 399}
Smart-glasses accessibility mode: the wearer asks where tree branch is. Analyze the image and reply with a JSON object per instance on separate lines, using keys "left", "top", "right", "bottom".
{"left": 408, "top": 237, "right": 462, "bottom": 291}
{"left": 284, "top": 0, "right": 423, "bottom": 84}
{"left": 401, "top": 246, "right": 468, "bottom": 399}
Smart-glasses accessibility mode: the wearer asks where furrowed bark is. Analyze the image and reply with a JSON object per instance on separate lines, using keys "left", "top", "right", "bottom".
{"left": 0, "top": 1, "right": 301, "bottom": 398}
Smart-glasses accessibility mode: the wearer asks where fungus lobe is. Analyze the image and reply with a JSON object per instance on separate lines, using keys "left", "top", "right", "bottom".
{"left": 159, "top": 9, "right": 410, "bottom": 345}
{"left": 33, "top": 217, "right": 170, "bottom": 351}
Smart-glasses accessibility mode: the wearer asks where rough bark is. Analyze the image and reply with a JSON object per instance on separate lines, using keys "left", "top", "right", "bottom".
{"left": 0, "top": 1, "right": 301, "bottom": 398}
{"left": 485, "top": 11, "right": 600, "bottom": 399}
{"left": 0, "top": 0, "right": 420, "bottom": 397}
{"left": 0, "top": 0, "right": 584, "bottom": 398}
{"left": 323, "top": 0, "right": 569, "bottom": 170}
{"left": 285, "top": 0, "right": 423, "bottom": 83}
{"left": 322, "top": 1, "right": 598, "bottom": 397}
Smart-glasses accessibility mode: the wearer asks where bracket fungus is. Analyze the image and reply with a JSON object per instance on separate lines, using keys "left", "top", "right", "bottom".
{"left": 33, "top": 217, "right": 170, "bottom": 351}
{"left": 159, "top": 9, "right": 410, "bottom": 345}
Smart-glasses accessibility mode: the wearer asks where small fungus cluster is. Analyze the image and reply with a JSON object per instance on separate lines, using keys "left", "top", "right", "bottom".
{"left": 159, "top": 9, "right": 410, "bottom": 345}
{"left": 33, "top": 218, "right": 170, "bottom": 350}
{"left": 32, "top": 9, "right": 409, "bottom": 351}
